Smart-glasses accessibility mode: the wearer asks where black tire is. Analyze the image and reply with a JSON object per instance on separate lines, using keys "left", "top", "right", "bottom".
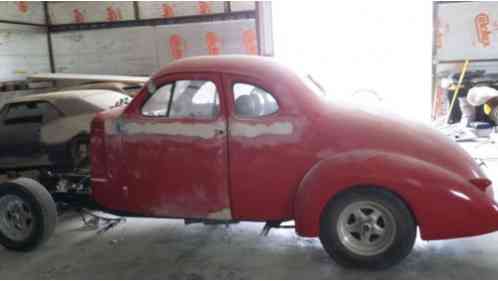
{"left": 0, "top": 178, "right": 57, "bottom": 251}
{"left": 319, "top": 187, "right": 416, "bottom": 269}
{"left": 68, "top": 134, "right": 90, "bottom": 171}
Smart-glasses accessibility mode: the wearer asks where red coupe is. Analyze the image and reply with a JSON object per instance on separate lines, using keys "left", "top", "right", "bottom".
{"left": 0, "top": 55, "right": 496, "bottom": 269}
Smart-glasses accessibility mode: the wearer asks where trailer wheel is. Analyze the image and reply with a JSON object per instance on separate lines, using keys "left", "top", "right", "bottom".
{"left": 0, "top": 178, "right": 56, "bottom": 251}
{"left": 319, "top": 187, "right": 416, "bottom": 269}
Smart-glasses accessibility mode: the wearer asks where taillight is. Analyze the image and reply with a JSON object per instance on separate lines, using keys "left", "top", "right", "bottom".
{"left": 469, "top": 178, "right": 493, "bottom": 192}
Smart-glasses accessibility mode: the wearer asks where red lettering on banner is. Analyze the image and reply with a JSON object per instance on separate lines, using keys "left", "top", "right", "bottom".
{"left": 17, "top": 1, "right": 29, "bottom": 13}
{"left": 206, "top": 32, "right": 221, "bottom": 55}
{"left": 169, "top": 34, "right": 186, "bottom": 60}
{"left": 198, "top": 2, "right": 211, "bottom": 14}
{"left": 107, "top": 7, "right": 122, "bottom": 22}
{"left": 73, "top": 9, "right": 85, "bottom": 23}
{"left": 475, "top": 13, "right": 492, "bottom": 47}
{"left": 243, "top": 29, "right": 257, "bottom": 54}
{"left": 162, "top": 4, "right": 174, "bottom": 17}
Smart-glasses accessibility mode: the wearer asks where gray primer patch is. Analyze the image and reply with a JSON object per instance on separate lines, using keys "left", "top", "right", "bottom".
{"left": 117, "top": 121, "right": 225, "bottom": 139}
{"left": 231, "top": 122, "right": 293, "bottom": 138}
{"left": 41, "top": 113, "right": 95, "bottom": 144}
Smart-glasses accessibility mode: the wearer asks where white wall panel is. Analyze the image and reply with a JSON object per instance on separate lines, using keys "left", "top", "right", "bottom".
{"left": 0, "top": 23, "right": 50, "bottom": 82}
{"left": 51, "top": 26, "right": 158, "bottom": 76}
{"left": 138, "top": 1, "right": 224, "bottom": 19}
{"left": 155, "top": 19, "right": 256, "bottom": 65}
{"left": 48, "top": 2, "right": 134, "bottom": 24}
{"left": 437, "top": 2, "right": 498, "bottom": 61}
{"left": 51, "top": 19, "right": 256, "bottom": 76}
{"left": 231, "top": 1, "right": 255, "bottom": 12}
{"left": 0, "top": 1, "right": 45, "bottom": 24}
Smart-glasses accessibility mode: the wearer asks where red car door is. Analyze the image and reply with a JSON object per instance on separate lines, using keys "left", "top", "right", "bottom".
{"left": 121, "top": 73, "right": 231, "bottom": 219}
{"left": 222, "top": 73, "right": 312, "bottom": 221}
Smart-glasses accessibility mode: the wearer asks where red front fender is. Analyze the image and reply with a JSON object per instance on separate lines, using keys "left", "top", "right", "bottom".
{"left": 293, "top": 150, "right": 498, "bottom": 240}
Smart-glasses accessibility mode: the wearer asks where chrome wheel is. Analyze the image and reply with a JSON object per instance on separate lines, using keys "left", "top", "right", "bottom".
{"left": 337, "top": 201, "right": 396, "bottom": 256}
{"left": 0, "top": 195, "right": 34, "bottom": 241}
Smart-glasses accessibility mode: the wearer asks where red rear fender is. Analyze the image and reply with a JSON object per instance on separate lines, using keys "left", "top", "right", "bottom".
{"left": 293, "top": 150, "right": 498, "bottom": 240}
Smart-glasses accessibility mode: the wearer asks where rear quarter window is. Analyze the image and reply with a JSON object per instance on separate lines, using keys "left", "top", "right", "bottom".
{"left": 233, "top": 83, "right": 279, "bottom": 117}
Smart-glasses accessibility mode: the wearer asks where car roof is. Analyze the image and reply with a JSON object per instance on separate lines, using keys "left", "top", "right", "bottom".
{"left": 7, "top": 90, "right": 126, "bottom": 116}
{"left": 56, "top": 82, "right": 143, "bottom": 96}
{"left": 153, "top": 55, "right": 298, "bottom": 81}
{"left": 10, "top": 90, "right": 109, "bottom": 103}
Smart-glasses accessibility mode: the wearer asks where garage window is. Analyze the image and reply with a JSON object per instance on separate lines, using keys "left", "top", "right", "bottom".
{"left": 233, "top": 83, "right": 278, "bottom": 117}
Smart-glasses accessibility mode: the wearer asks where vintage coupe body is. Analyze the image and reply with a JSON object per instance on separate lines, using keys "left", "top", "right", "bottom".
{"left": 0, "top": 55, "right": 497, "bottom": 269}
{"left": 0, "top": 90, "right": 130, "bottom": 174}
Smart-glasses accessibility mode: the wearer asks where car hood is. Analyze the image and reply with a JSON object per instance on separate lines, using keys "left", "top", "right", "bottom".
{"left": 317, "top": 101, "right": 485, "bottom": 180}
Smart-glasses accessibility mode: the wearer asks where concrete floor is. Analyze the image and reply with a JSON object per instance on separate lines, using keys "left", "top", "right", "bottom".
{"left": 1, "top": 150, "right": 498, "bottom": 279}
{"left": 1, "top": 214, "right": 498, "bottom": 279}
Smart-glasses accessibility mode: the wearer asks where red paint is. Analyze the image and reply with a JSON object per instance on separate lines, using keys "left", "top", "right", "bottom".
{"left": 91, "top": 55, "right": 498, "bottom": 240}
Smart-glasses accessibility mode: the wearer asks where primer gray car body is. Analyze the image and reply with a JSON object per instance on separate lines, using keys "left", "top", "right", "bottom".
{"left": 0, "top": 90, "right": 130, "bottom": 173}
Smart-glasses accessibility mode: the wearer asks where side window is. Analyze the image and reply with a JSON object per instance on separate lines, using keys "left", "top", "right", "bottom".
{"left": 142, "top": 83, "right": 173, "bottom": 117}
{"left": 38, "top": 102, "right": 60, "bottom": 123}
{"left": 233, "top": 83, "right": 279, "bottom": 117}
{"left": 169, "top": 80, "right": 219, "bottom": 118}
{"left": 4, "top": 102, "right": 44, "bottom": 125}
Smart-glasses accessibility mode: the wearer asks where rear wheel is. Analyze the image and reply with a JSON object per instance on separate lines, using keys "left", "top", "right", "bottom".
{"left": 319, "top": 187, "right": 416, "bottom": 269}
{"left": 0, "top": 178, "right": 56, "bottom": 251}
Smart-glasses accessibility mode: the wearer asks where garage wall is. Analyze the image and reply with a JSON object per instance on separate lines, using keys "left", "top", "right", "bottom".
{"left": 436, "top": 2, "right": 498, "bottom": 75}
{"left": 136, "top": 2, "right": 255, "bottom": 20}
{"left": 48, "top": 2, "right": 135, "bottom": 24}
{"left": 0, "top": 23, "right": 50, "bottom": 107}
{"left": 0, "top": 23, "right": 50, "bottom": 82}
{"left": 48, "top": 1, "right": 255, "bottom": 24}
{"left": 51, "top": 19, "right": 256, "bottom": 76}
{"left": 0, "top": 1, "right": 46, "bottom": 24}
{"left": 433, "top": 2, "right": 498, "bottom": 119}
{"left": 436, "top": 2, "right": 498, "bottom": 62}
{"left": 0, "top": 2, "right": 50, "bottom": 83}
{"left": 154, "top": 19, "right": 257, "bottom": 65}
{"left": 51, "top": 26, "right": 157, "bottom": 75}
{"left": 48, "top": 1, "right": 256, "bottom": 76}
{"left": 138, "top": 1, "right": 225, "bottom": 19}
